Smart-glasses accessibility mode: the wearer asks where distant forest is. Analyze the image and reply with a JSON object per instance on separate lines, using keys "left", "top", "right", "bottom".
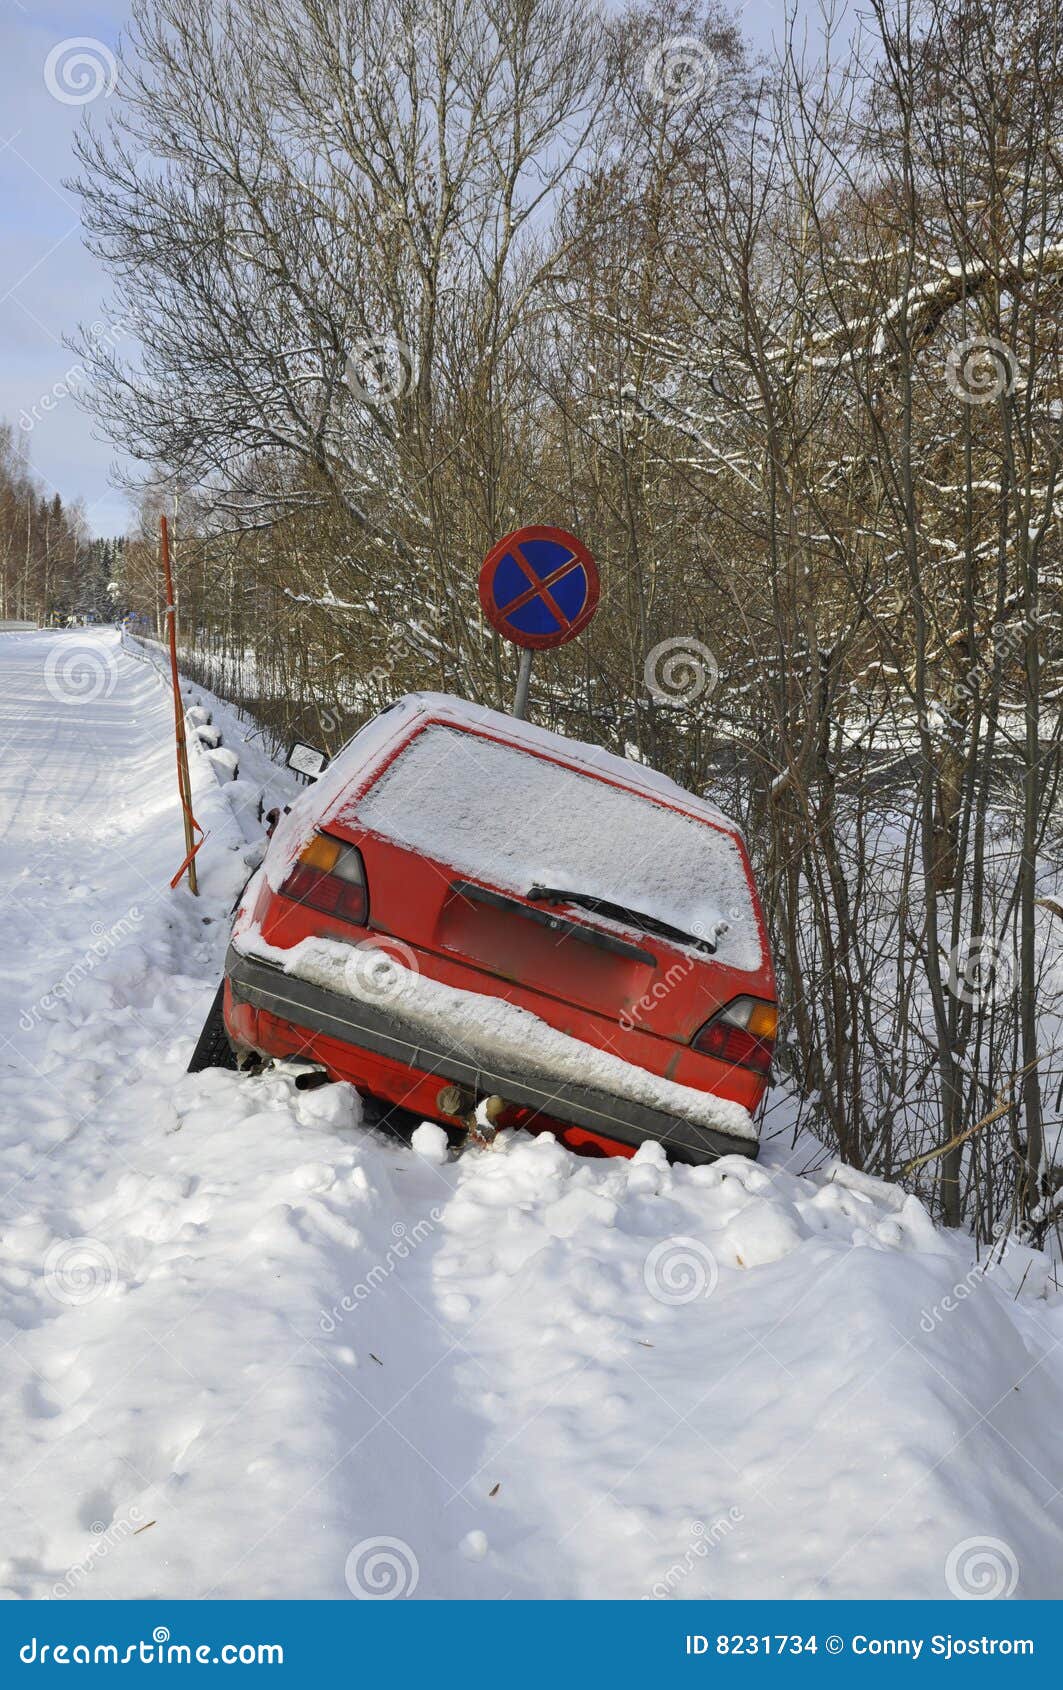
{"left": 0, "top": 423, "right": 122, "bottom": 623}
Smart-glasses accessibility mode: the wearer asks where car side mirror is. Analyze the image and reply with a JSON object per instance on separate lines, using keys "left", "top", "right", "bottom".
{"left": 286, "top": 741, "right": 330, "bottom": 779}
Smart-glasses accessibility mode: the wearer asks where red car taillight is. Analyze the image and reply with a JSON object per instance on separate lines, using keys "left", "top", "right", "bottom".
{"left": 279, "top": 832, "right": 368, "bottom": 925}
{"left": 693, "top": 996, "right": 777, "bottom": 1075}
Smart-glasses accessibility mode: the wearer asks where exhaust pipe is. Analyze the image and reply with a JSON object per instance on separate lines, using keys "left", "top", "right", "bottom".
{"left": 436, "top": 1083, "right": 471, "bottom": 1118}
{"left": 436, "top": 1084, "right": 507, "bottom": 1147}
{"left": 273, "top": 1056, "right": 331, "bottom": 1090}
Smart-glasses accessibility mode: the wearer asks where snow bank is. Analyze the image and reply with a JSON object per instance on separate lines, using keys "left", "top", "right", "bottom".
{"left": 409, "top": 1135, "right": 1063, "bottom": 1599}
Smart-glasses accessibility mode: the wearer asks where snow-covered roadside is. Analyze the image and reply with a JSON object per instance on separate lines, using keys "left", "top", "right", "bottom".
{"left": 2, "top": 628, "right": 1063, "bottom": 1600}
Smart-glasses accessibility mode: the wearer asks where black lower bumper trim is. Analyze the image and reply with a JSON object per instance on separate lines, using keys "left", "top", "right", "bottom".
{"left": 225, "top": 944, "right": 758, "bottom": 1166}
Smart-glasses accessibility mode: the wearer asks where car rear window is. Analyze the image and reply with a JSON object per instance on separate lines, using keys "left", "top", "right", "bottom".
{"left": 353, "top": 725, "right": 764, "bottom": 971}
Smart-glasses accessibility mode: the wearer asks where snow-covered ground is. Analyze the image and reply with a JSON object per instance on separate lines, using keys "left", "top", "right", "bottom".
{"left": 2, "top": 627, "right": 1063, "bottom": 1601}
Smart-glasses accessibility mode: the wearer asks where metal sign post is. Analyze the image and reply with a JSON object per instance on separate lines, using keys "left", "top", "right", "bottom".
{"left": 512, "top": 649, "right": 535, "bottom": 721}
{"left": 477, "top": 525, "right": 600, "bottom": 719}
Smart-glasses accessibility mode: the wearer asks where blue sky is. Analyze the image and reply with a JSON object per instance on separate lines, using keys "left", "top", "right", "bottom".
{"left": 1, "top": 1, "right": 131, "bottom": 534}
{"left": 0, "top": 0, "right": 800, "bottom": 538}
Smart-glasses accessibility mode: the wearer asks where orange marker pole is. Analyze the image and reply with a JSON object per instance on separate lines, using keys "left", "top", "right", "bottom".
{"left": 160, "top": 514, "right": 200, "bottom": 895}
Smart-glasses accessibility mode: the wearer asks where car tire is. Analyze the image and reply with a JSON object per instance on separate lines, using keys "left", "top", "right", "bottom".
{"left": 187, "top": 981, "right": 239, "bottom": 1073}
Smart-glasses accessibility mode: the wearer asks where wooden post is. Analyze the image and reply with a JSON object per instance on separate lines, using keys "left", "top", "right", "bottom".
{"left": 160, "top": 514, "right": 199, "bottom": 895}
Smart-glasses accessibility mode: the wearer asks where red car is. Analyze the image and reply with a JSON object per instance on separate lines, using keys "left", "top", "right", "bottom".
{"left": 200, "top": 693, "right": 776, "bottom": 1164}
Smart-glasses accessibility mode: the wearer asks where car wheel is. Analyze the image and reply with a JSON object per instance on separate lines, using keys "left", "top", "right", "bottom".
{"left": 187, "top": 981, "right": 239, "bottom": 1073}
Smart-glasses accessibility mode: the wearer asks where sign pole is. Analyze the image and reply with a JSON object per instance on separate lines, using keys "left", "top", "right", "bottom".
{"left": 512, "top": 650, "right": 534, "bottom": 720}
{"left": 160, "top": 514, "right": 200, "bottom": 896}
{"left": 477, "top": 525, "right": 600, "bottom": 723}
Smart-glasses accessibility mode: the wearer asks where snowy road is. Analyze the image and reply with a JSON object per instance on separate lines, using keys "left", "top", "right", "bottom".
{"left": 2, "top": 628, "right": 1063, "bottom": 1600}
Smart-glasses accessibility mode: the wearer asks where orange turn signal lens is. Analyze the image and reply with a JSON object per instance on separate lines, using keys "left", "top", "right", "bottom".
{"left": 747, "top": 1001, "right": 778, "bottom": 1040}
{"left": 298, "top": 833, "right": 342, "bottom": 873}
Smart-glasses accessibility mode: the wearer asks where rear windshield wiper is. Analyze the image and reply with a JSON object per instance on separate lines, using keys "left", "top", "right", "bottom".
{"left": 526, "top": 886, "right": 717, "bottom": 955}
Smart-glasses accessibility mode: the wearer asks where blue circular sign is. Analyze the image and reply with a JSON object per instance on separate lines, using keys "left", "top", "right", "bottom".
{"left": 478, "top": 525, "right": 600, "bottom": 650}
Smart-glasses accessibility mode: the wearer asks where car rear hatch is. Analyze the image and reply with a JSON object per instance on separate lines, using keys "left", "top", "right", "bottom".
{"left": 322, "top": 721, "right": 767, "bottom": 1044}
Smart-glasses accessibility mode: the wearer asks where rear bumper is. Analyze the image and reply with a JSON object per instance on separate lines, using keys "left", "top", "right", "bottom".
{"left": 225, "top": 944, "right": 758, "bottom": 1166}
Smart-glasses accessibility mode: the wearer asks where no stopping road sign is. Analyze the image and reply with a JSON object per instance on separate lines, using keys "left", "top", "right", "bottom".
{"left": 478, "top": 526, "right": 600, "bottom": 651}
